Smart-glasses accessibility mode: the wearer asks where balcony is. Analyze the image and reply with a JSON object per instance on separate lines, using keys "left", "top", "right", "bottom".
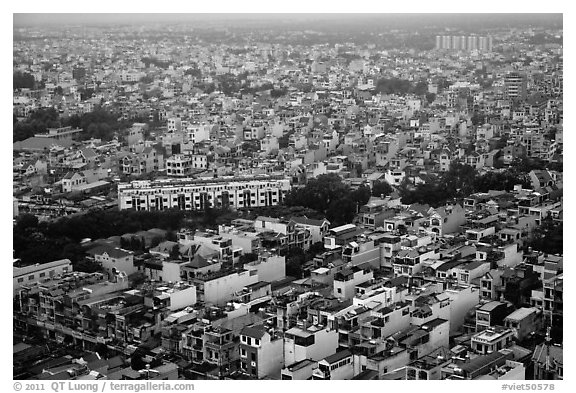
{"left": 312, "top": 368, "right": 329, "bottom": 380}
{"left": 205, "top": 340, "right": 236, "bottom": 352}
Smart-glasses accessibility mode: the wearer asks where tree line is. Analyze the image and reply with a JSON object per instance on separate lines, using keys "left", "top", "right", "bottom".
{"left": 398, "top": 162, "right": 534, "bottom": 207}
{"left": 374, "top": 77, "right": 428, "bottom": 96}
{"left": 13, "top": 207, "right": 235, "bottom": 269}
{"left": 283, "top": 173, "right": 373, "bottom": 226}
{"left": 14, "top": 71, "right": 37, "bottom": 89}
{"left": 14, "top": 106, "right": 135, "bottom": 142}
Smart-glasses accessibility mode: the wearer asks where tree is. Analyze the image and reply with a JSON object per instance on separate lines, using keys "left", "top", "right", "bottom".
{"left": 371, "top": 180, "right": 394, "bottom": 198}
{"left": 129, "top": 272, "right": 147, "bottom": 287}
{"left": 326, "top": 196, "right": 358, "bottom": 227}
{"left": 130, "top": 348, "right": 147, "bottom": 371}
{"left": 13, "top": 107, "right": 60, "bottom": 141}
{"left": 471, "top": 112, "right": 485, "bottom": 126}
{"left": 308, "top": 242, "right": 325, "bottom": 256}
{"left": 150, "top": 236, "right": 163, "bottom": 248}
{"left": 412, "top": 81, "right": 428, "bottom": 96}
{"left": 270, "top": 88, "right": 288, "bottom": 98}
{"left": 284, "top": 173, "right": 350, "bottom": 215}
{"left": 473, "top": 171, "right": 529, "bottom": 192}
{"left": 13, "top": 71, "right": 35, "bottom": 89}
{"left": 184, "top": 67, "right": 202, "bottom": 78}
{"left": 74, "top": 259, "right": 101, "bottom": 273}
{"left": 15, "top": 213, "right": 39, "bottom": 234}
{"left": 375, "top": 78, "right": 412, "bottom": 95}
{"left": 400, "top": 163, "right": 477, "bottom": 207}
{"left": 510, "top": 157, "right": 546, "bottom": 173}
{"left": 284, "top": 174, "right": 373, "bottom": 226}
{"left": 166, "top": 230, "right": 178, "bottom": 242}
{"left": 351, "top": 185, "right": 371, "bottom": 207}
{"left": 61, "top": 243, "right": 86, "bottom": 264}
{"left": 286, "top": 247, "right": 306, "bottom": 278}
{"left": 526, "top": 217, "right": 562, "bottom": 255}
{"left": 139, "top": 75, "right": 154, "bottom": 84}
{"left": 169, "top": 244, "right": 180, "bottom": 260}
{"left": 546, "top": 161, "right": 563, "bottom": 172}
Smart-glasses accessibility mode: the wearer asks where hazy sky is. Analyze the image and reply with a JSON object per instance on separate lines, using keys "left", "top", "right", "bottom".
{"left": 13, "top": 13, "right": 562, "bottom": 28}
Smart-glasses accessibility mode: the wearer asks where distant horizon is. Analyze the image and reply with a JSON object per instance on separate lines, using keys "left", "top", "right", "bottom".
{"left": 13, "top": 13, "right": 563, "bottom": 28}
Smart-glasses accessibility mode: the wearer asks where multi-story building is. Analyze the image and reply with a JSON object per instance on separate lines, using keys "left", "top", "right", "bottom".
{"left": 86, "top": 245, "right": 136, "bottom": 277}
{"left": 406, "top": 347, "right": 452, "bottom": 380}
{"left": 475, "top": 300, "right": 513, "bottom": 332}
{"left": 193, "top": 268, "right": 259, "bottom": 306}
{"left": 435, "top": 35, "right": 493, "bottom": 52}
{"left": 14, "top": 272, "right": 143, "bottom": 350}
{"left": 504, "top": 72, "right": 528, "bottom": 100}
{"left": 283, "top": 325, "right": 339, "bottom": 367}
{"left": 542, "top": 273, "right": 563, "bottom": 330}
{"left": 471, "top": 326, "right": 515, "bottom": 354}
{"left": 312, "top": 349, "right": 354, "bottom": 380}
{"left": 239, "top": 325, "right": 284, "bottom": 379}
{"left": 120, "top": 147, "right": 164, "bottom": 176}
{"left": 503, "top": 307, "right": 542, "bottom": 341}
{"left": 117, "top": 176, "right": 291, "bottom": 211}
{"left": 13, "top": 259, "right": 72, "bottom": 296}
{"left": 166, "top": 154, "right": 193, "bottom": 177}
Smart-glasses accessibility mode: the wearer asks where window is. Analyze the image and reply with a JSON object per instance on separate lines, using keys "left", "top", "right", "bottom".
{"left": 39, "top": 272, "right": 45, "bottom": 278}
{"left": 251, "top": 352, "right": 256, "bottom": 362}
{"left": 28, "top": 275, "right": 34, "bottom": 280}
{"left": 17, "top": 278, "right": 24, "bottom": 283}
{"left": 254, "top": 339, "right": 260, "bottom": 346}
{"left": 247, "top": 337, "right": 252, "bottom": 345}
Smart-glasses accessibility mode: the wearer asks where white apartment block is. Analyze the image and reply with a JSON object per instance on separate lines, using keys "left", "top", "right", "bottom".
{"left": 117, "top": 176, "right": 291, "bottom": 211}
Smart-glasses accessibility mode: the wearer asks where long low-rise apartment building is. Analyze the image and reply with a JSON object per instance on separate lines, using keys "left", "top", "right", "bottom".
{"left": 117, "top": 176, "right": 291, "bottom": 211}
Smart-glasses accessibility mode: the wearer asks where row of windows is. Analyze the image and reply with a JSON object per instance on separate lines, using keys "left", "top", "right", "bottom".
{"left": 240, "top": 336, "right": 260, "bottom": 346}
{"left": 122, "top": 188, "right": 283, "bottom": 196}
{"left": 330, "top": 357, "right": 351, "bottom": 370}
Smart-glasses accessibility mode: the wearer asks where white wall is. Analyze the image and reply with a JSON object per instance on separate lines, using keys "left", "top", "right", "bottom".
{"left": 163, "top": 261, "right": 185, "bottom": 283}
{"left": 334, "top": 270, "right": 373, "bottom": 300}
{"left": 259, "top": 337, "right": 284, "bottom": 379}
{"left": 284, "top": 328, "right": 338, "bottom": 366}
{"left": 244, "top": 255, "right": 286, "bottom": 283}
{"left": 98, "top": 253, "right": 137, "bottom": 277}
{"left": 204, "top": 270, "right": 259, "bottom": 306}
{"left": 445, "top": 286, "right": 480, "bottom": 334}
{"left": 168, "top": 285, "right": 197, "bottom": 311}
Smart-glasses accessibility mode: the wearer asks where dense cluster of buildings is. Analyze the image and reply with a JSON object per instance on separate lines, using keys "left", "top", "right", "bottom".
{"left": 13, "top": 19, "right": 562, "bottom": 381}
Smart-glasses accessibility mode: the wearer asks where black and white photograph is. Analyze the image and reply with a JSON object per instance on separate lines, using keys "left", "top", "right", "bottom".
{"left": 10, "top": 5, "right": 565, "bottom": 385}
